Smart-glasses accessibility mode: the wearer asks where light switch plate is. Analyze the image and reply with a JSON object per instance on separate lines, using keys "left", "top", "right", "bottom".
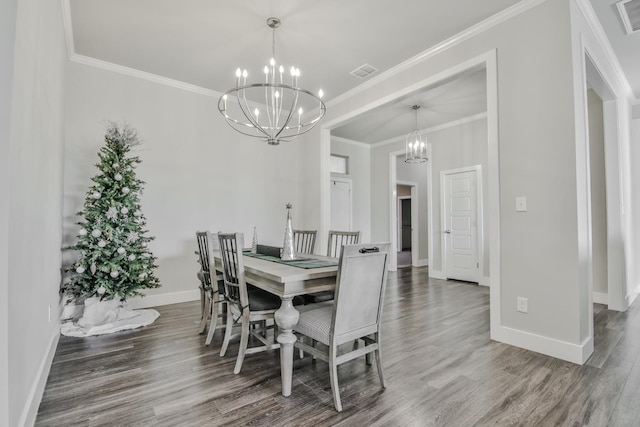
{"left": 516, "top": 196, "right": 527, "bottom": 212}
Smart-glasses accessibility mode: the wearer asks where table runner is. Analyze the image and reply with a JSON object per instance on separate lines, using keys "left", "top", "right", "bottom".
{"left": 244, "top": 251, "right": 338, "bottom": 269}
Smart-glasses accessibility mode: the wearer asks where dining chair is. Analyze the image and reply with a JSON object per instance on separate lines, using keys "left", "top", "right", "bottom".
{"left": 293, "top": 242, "right": 390, "bottom": 412}
{"left": 326, "top": 230, "right": 360, "bottom": 258}
{"left": 217, "top": 232, "right": 282, "bottom": 374}
{"left": 196, "top": 231, "right": 226, "bottom": 345}
{"left": 304, "top": 230, "right": 361, "bottom": 304}
{"left": 293, "top": 229, "right": 317, "bottom": 255}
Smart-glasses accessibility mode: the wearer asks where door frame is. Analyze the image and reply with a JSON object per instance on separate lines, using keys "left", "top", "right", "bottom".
{"left": 389, "top": 151, "right": 423, "bottom": 271}
{"left": 318, "top": 50, "right": 500, "bottom": 342}
{"left": 330, "top": 176, "right": 353, "bottom": 231}
{"left": 440, "top": 165, "right": 484, "bottom": 284}
{"left": 396, "top": 183, "right": 419, "bottom": 267}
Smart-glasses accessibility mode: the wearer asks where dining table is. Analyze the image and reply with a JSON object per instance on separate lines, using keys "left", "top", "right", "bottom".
{"left": 211, "top": 249, "right": 338, "bottom": 397}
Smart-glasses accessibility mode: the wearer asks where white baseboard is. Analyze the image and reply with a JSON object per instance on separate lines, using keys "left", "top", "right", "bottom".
{"left": 19, "top": 327, "right": 60, "bottom": 427}
{"left": 126, "top": 289, "right": 200, "bottom": 309}
{"left": 491, "top": 325, "right": 593, "bottom": 365}
{"left": 593, "top": 291, "right": 608, "bottom": 305}
{"left": 415, "top": 258, "right": 429, "bottom": 267}
{"left": 626, "top": 283, "right": 640, "bottom": 308}
{"left": 479, "top": 276, "right": 491, "bottom": 287}
{"left": 430, "top": 270, "right": 446, "bottom": 280}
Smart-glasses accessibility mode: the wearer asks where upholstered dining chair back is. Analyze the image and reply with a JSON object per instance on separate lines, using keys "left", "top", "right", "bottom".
{"left": 332, "top": 243, "right": 390, "bottom": 341}
{"left": 217, "top": 233, "right": 249, "bottom": 313}
{"left": 293, "top": 229, "right": 317, "bottom": 255}
{"left": 326, "top": 230, "right": 360, "bottom": 258}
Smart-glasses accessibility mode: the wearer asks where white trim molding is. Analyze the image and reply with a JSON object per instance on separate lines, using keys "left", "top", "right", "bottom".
{"left": 371, "top": 112, "right": 488, "bottom": 149}
{"left": 126, "top": 289, "right": 200, "bottom": 310}
{"left": 592, "top": 291, "right": 608, "bottom": 305}
{"left": 430, "top": 270, "right": 446, "bottom": 280}
{"left": 416, "top": 258, "right": 429, "bottom": 267}
{"left": 70, "top": 54, "right": 220, "bottom": 98}
{"left": 493, "top": 325, "right": 594, "bottom": 365}
{"left": 331, "top": 136, "right": 372, "bottom": 150}
{"left": 19, "top": 328, "right": 59, "bottom": 427}
{"left": 327, "top": 0, "right": 550, "bottom": 107}
{"left": 573, "top": 0, "right": 635, "bottom": 102}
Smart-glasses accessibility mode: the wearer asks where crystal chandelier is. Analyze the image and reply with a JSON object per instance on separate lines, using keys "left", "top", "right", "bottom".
{"left": 218, "top": 17, "right": 326, "bottom": 145}
{"left": 405, "top": 105, "right": 428, "bottom": 163}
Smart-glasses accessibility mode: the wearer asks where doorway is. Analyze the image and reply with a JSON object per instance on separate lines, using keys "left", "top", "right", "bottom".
{"left": 397, "top": 185, "right": 417, "bottom": 268}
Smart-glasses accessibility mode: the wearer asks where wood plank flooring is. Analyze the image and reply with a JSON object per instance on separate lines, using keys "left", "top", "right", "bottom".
{"left": 36, "top": 268, "right": 640, "bottom": 426}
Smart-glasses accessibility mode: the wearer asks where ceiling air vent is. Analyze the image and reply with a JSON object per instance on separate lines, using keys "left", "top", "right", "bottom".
{"left": 350, "top": 63, "right": 379, "bottom": 79}
{"left": 617, "top": 0, "right": 640, "bottom": 35}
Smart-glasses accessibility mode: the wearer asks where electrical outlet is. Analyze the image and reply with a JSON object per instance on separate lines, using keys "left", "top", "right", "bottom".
{"left": 517, "top": 297, "right": 528, "bottom": 313}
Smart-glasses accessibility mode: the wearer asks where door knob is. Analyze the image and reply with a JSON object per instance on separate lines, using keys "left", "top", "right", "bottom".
{"left": 444, "top": 230, "right": 451, "bottom": 234}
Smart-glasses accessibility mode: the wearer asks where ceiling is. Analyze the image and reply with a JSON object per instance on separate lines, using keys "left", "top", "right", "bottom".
{"left": 68, "top": 0, "right": 640, "bottom": 144}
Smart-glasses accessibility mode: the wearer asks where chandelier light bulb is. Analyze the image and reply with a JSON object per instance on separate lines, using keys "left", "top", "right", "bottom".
{"left": 319, "top": 89, "right": 324, "bottom": 98}
{"left": 254, "top": 108, "right": 260, "bottom": 116}
{"left": 298, "top": 108, "right": 303, "bottom": 115}
{"left": 235, "top": 68, "right": 241, "bottom": 78}
{"left": 242, "top": 69, "right": 248, "bottom": 78}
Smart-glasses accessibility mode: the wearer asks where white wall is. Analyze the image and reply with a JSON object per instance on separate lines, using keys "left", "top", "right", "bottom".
{"left": 320, "top": 0, "right": 591, "bottom": 361}
{"left": 587, "top": 89, "right": 608, "bottom": 297}
{"left": 0, "top": 0, "right": 18, "bottom": 423}
{"left": 64, "top": 62, "right": 312, "bottom": 306}
{"left": 570, "top": 0, "right": 637, "bottom": 350}
{"left": 429, "top": 118, "right": 489, "bottom": 278}
{"left": 330, "top": 138, "right": 371, "bottom": 244}
{"left": 7, "top": 0, "right": 67, "bottom": 425}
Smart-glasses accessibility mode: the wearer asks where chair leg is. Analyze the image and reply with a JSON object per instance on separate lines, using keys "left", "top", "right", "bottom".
{"left": 329, "top": 344, "right": 342, "bottom": 412}
{"left": 220, "top": 306, "right": 234, "bottom": 357}
{"left": 233, "top": 314, "right": 250, "bottom": 374}
{"left": 198, "top": 292, "right": 211, "bottom": 334}
{"left": 374, "top": 334, "right": 386, "bottom": 388}
{"left": 205, "top": 299, "right": 220, "bottom": 346}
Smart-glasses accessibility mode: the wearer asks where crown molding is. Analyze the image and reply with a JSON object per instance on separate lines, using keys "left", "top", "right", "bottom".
{"left": 61, "top": 0, "right": 220, "bottom": 98}
{"left": 370, "top": 112, "right": 488, "bottom": 149}
{"left": 331, "top": 136, "right": 371, "bottom": 149}
{"left": 326, "top": 0, "right": 550, "bottom": 107}
{"left": 574, "top": 0, "right": 635, "bottom": 102}
{"left": 60, "top": 0, "right": 74, "bottom": 58}
{"left": 69, "top": 54, "right": 221, "bottom": 98}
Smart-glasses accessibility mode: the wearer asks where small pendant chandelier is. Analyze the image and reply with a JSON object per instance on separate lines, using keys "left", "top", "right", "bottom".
{"left": 218, "top": 17, "right": 326, "bottom": 145}
{"left": 405, "top": 105, "right": 428, "bottom": 163}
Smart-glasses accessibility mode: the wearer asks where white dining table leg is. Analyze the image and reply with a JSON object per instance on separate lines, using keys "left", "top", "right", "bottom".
{"left": 274, "top": 296, "right": 299, "bottom": 397}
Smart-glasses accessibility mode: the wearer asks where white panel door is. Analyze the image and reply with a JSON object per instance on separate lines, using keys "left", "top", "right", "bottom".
{"left": 330, "top": 179, "right": 351, "bottom": 231}
{"left": 444, "top": 170, "right": 479, "bottom": 282}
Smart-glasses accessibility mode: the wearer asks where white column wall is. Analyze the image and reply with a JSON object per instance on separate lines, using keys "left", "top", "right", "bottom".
{"left": 321, "top": 0, "right": 587, "bottom": 358}
{"left": 8, "top": 0, "right": 67, "bottom": 425}
{"left": 0, "top": 0, "right": 18, "bottom": 423}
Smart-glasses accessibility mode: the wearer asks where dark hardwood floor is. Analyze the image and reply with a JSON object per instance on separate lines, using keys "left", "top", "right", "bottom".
{"left": 37, "top": 268, "right": 640, "bottom": 426}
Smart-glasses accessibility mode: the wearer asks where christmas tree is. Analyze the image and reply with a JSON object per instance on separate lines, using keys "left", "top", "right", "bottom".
{"left": 65, "top": 123, "right": 160, "bottom": 301}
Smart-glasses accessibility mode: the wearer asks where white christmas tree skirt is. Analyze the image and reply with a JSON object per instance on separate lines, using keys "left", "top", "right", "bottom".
{"left": 61, "top": 297, "right": 159, "bottom": 337}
